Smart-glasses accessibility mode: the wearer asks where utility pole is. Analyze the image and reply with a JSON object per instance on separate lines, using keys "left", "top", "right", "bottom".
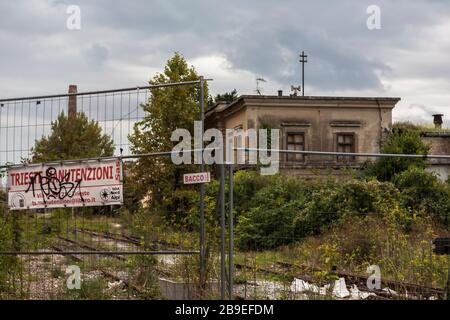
{"left": 199, "top": 76, "right": 206, "bottom": 291}
{"left": 299, "top": 51, "right": 308, "bottom": 96}
{"left": 219, "top": 164, "right": 226, "bottom": 300}
{"left": 228, "top": 164, "right": 234, "bottom": 300}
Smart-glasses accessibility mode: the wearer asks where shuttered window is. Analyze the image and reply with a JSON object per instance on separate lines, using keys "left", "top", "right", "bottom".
{"left": 336, "top": 133, "right": 355, "bottom": 162}
{"left": 286, "top": 133, "right": 305, "bottom": 162}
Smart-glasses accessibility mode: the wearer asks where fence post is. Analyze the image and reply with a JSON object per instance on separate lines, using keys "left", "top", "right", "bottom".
{"left": 199, "top": 76, "right": 206, "bottom": 291}
{"left": 447, "top": 255, "right": 450, "bottom": 300}
{"left": 219, "top": 163, "right": 226, "bottom": 299}
{"left": 228, "top": 164, "right": 234, "bottom": 300}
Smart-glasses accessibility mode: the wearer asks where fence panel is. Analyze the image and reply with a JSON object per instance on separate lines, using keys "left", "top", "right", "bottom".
{"left": 0, "top": 87, "right": 150, "bottom": 167}
{"left": 0, "top": 81, "right": 213, "bottom": 300}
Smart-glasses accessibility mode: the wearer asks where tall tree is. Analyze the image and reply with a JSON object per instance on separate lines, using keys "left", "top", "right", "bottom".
{"left": 31, "top": 112, "right": 114, "bottom": 162}
{"left": 129, "top": 52, "right": 208, "bottom": 206}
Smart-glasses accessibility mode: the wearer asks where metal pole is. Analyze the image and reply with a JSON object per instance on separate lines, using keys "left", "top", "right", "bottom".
{"left": 302, "top": 53, "right": 305, "bottom": 97}
{"left": 0, "top": 79, "right": 213, "bottom": 103}
{"left": 4, "top": 148, "right": 450, "bottom": 170}
{"left": 228, "top": 164, "right": 234, "bottom": 300}
{"left": 299, "top": 51, "right": 307, "bottom": 97}
{"left": 199, "top": 76, "right": 206, "bottom": 289}
{"left": 447, "top": 255, "right": 450, "bottom": 300}
{"left": 219, "top": 164, "right": 226, "bottom": 299}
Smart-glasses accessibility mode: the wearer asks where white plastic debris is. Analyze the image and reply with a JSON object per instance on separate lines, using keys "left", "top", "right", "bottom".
{"left": 332, "top": 278, "right": 350, "bottom": 298}
{"left": 350, "top": 284, "right": 373, "bottom": 300}
{"left": 382, "top": 287, "right": 398, "bottom": 296}
{"left": 107, "top": 280, "right": 123, "bottom": 290}
{"left": 290, "top": 278, "right": 320, "bottom": 294}
{"left": 319, "top": 284, "right": 331, "bottom": 295}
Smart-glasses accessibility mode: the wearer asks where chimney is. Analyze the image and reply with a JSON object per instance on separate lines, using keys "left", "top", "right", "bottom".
{"left": 278, "top": 90, "right": 283, "bottom": 97}
{"left": 433, "top": 114, "right": 444, "bottom": 129}
{"left": 68, "top": 84, "right": 77, "bottom": 117}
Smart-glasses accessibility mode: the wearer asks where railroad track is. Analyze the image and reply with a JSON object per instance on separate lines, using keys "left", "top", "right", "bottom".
{"left": 234, "top": 262, "right": 390, "bottom": 299}
{"left": 74, "top": 227, "right": 141, "bottom": 245}
{"left": 51, "top": 244, "right": 144, "bottom": 294}
{"left": 274, "top": 261, "right": 445, "bottom": 299}
{"left": 57, "top": 236, "right": 127, "bottom": 261}
{"left": 56, "top": 235, "right": 178, "bottom": 279}
{"left": 73, "top": 227, "right": 185, "bottom": 250}
{"left": 234, "top": 261, "right": 445, "bottom": 300}
{"left": 64, "top": 228, "right": 446, "bottom": 299}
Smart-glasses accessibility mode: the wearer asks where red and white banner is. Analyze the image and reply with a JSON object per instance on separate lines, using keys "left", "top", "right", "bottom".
{"left": 7, "top": 159, "right": 123, "bottom": 210}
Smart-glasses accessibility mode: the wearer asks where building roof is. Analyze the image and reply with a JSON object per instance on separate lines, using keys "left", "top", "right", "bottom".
{"left": 206, "top": 95, "right": 401, "bottom": 114}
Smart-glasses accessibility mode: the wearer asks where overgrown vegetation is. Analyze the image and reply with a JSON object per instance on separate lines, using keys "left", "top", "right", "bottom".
{"left": 364, "top": 122, "right": 430, "bottom": 181}
{"left": 231, "top": 170, "right": 450, "bottom": 251}
{"left": 0, "top": 190, "right": 23, "bottom": 296}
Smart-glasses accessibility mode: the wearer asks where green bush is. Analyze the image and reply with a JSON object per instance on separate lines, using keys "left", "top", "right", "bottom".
{"left": 364, "top": 122, "right": 430, "bottom": 181}
{"left": 294, "top": 180, "right": 403, "bottom": 239}
{"left": 235, "top": 173, "right": 326, "bottom": 250}
{"left": 0, "top": 209, "right": 22, "bottom": 295}
{"left": 235, "top": 171, "right": 419, "bottom": 251}
{"left": 393, "top": 167, "right": 450, "bottom": 223}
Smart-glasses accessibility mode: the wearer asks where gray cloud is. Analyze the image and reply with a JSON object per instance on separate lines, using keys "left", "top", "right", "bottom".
{"left": 0, "top": 0, "right": 449, "bottom": 126}
{"left": 84, "top": 43, "right": 109, "bottom": 66}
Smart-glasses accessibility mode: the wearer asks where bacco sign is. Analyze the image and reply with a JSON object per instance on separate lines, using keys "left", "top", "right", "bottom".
{"left": 8, "top": 159, "right": 123, "bottom": 210}
{"left": 183, "top": 172, "right": 211, "bottom": 185}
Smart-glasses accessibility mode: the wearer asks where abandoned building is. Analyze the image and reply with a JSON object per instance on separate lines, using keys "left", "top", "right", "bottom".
{"left": 422, "top": 114, "right": 450, "bottom": 181}
{"left": 205, "top": 93, "right": 401, "bottom": 176}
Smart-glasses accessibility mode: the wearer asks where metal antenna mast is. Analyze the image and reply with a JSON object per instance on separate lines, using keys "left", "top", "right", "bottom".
{"left": 256, "top": 77, "right": 266, "bottom": 95}
{"left": 299, "top": 51, "right": 308, "bottom": 96}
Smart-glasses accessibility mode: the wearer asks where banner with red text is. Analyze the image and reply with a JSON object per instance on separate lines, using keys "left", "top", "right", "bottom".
{"left": 7, "top": 159, "right": 123, "bottom": 210}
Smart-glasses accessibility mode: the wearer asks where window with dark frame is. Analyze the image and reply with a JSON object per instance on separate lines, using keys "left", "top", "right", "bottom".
{"left": 286, "top": 132, "right": 305, "bottom": 162}
{"left": 336, "top": 133, "right": 355, "bottom": 163}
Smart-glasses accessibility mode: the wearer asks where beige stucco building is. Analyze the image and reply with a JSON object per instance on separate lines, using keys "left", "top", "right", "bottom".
{"left": 422, "top": 131, "right": 450, "bottom": 181}
{"left": 205, "top": 94, "right": 400, "bottom": 175}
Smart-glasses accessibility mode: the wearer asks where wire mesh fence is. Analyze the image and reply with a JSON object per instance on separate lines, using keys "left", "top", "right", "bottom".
{"left": 0, "top": 81, "right": 216, "bottom": 300}
{"left": 1, "top": 152, "right": 449, "bottom": 300}
{"left": 0, "top": 160, "right": 212, "bottom": 300}
{"left": 222, "top": 156, "right": 450, "bottom": 301}
{"left": 0, "top": 86, "right": 151, "bottom": 166}
{"left": 1, "top": 83, "right": 450, "bottom": 300}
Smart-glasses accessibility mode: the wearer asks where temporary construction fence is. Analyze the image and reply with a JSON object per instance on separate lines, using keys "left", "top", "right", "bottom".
{"left": 221, "top": 148, "right": 450, "bottom": 300}
{"left": 1, "top": 79, "right": 450, "bottom": 300}
{"left": 0, "top": 148, "right": 449, "bottom": 299}
{"left": 0, "top": 79, "right": 215, "bottom": 300}
{"left": 0, "top": 155, "right": 213, "bottom": 300}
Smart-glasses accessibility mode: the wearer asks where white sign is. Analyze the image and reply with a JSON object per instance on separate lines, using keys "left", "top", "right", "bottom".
{"left": 183, "top": 172, "right": 211, "bottom": 185}
{"left": 8, "top": 159, "right": 123, "bottom": 210}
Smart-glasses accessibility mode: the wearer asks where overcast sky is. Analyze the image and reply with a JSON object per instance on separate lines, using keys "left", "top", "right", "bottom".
{"left": 1, "top": 0, "right": 450, "bottom": 125}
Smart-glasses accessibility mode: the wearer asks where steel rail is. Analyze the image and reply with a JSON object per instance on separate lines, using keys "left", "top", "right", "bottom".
{"left": 0, "top": 250, "right": 199, "bottom": 255}
{"left": 238, "top": 147, "right": 450, "bottom": 159}
{"left": 0, "top": 79, "right": 213, "bottom": 103}
{"left": 2, "top": 147, "right": 450, "bottom": 170}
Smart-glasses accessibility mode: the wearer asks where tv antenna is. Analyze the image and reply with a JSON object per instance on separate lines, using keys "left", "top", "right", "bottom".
{"left": 256, "top": 77, "right": 266, "bottom": 95}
